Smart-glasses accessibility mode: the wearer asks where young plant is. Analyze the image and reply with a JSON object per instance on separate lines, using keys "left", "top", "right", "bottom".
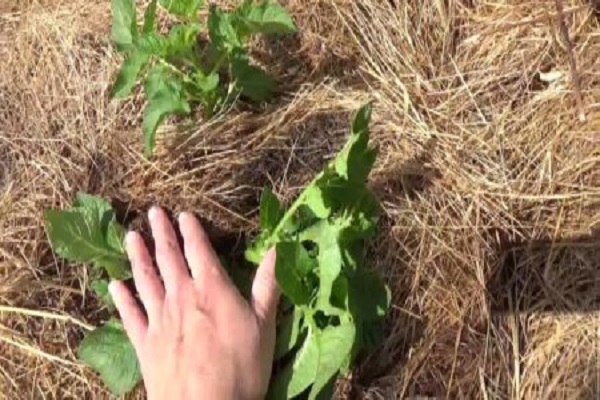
{"left": 44, "top": 104, "right": 388, "bottom": 398}
{"left": 246, "top": 104, "right": 390, "bottom": 399}
{"left": 45, "top": 194, "right": 141, "bottom": 394}
{"left": 110, "top": 0, "right": 297, "bottom": 156}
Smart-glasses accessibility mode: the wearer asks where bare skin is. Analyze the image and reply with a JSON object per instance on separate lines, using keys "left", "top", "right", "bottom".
{"left": 109, "top": 206, "right": 279, "bottom": 400}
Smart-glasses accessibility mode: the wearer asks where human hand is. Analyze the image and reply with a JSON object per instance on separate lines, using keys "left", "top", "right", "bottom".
{"left": 109, "top": 207, "right": 280, "bottom": 400}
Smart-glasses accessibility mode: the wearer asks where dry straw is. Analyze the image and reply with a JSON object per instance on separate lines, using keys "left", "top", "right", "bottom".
{"left": 1, "top": 0, "right": 599, "bottom": 398}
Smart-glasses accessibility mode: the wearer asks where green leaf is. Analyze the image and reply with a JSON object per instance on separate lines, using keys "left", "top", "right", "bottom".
{"left": 236, "top": 0, "right": 297, "bottom": 35}
{"left": 302, "top": 183, "right": 331, "bottom": 219}
{"left": 45, "top": 195, "right": 130, "bottom": 280}
{"left": 111, "top": 50, "right": 149, "bottom": 98}
{"left": 187, "top": 69, "right": 222, "bottom": 117}
{"left": 245, "top": 104, "right": 387, "bottom": 399}
{"left": 138, "top": 24, "right": 200, "bottom": 58}
{"left": 111, "top": 0, "right": 137, "bottom": 51}
{"left": 275, "top": 241, "right": 313, "bottom": 305}
{"left": 142, "top": 74, "right": 191, "bottom": 156}
{"left": 144, "top": 65, "right": 170, "bottom": 97}
{"left": 165, "top": 23, "right": 201, "bottom": 57}
{"left": 208, "top": 5, "right": 242, "bottom": 52}
{"left": 268, "top": 326, "right": 319, "bottom": 399}
{"left": 73, "top": 194, "right": 125, "bottom": 255}
{"left": 348, "top": 267, "right": 390, "bottom": 348}
{"left": 274, "top": 307, "right": 305, "bottom": 360}
{"left": 352, "top": 101, "right": 372, "bottom": 135}
{"left": 159, "top": 0, "right": 203, "bottom": 18}
{"left": 260, "top": 188, "right": 283, "bottom": 232}
{"left": 137, "top": 32, "right": 166, "bottom": 55}
{"left": 308, "top": 320, "right": 356, "bottom": 399}
{"left": 73, "top": 192, "right": 113, "bottom": 216}
{"left": 79, "top": 320, "right": 141, "bottom": 395}
{"left": 106, "top": 221, "right": 126, "bottom": 256}
{"left": 91, "top": 279, "right": 115, "bottom": 310}
{"left": 192, "top": 70, "right": 219, "bottom": 93}
{"left": 334, "top": 103, "right": 377, "bottom": 183}
{"left": 143, "top": 0, "right": 158, "bottom": 34}
{"left": 348, "top": 268, "right": 389, "bottom": 321}
{"left": 245, "top": 239, "right": 265, "bottom": 266}
{"left": 230, "top": 50, "right": 276, "bottom": 102}
{"left": 316, "top": 224, "right": 343, "bottom": 312}
{"left": 312, "top": 377, "right": 336, "bottom": 400}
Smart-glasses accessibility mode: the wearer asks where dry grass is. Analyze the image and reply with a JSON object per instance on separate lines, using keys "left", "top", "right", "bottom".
{"left": 1, "top": 0, "right": 599, "bottom": 398}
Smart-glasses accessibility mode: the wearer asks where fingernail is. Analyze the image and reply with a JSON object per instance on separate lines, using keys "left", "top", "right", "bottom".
{"left": 178, "top": 211, "right": 189, "bottom": 224}
{"left": 148, "top": 205, "right": 160, "bottom": 220}
{"left": 108, "top": 281, "right": 119, "bottom": 297}
{"left": 125, "top": 231, "right": 137, "bottom": 244}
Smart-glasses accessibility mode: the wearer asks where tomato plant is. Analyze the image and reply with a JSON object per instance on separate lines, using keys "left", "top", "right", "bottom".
{"left": 45, "top": 105, "right": 388, "bottom": 397}
{"left": 111, "top": 0, "right": 297, "bottom": 156}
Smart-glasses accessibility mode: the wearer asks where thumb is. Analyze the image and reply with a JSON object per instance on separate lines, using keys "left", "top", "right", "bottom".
{"left": 251, "top": 248, "right": 280, "bottom": 324}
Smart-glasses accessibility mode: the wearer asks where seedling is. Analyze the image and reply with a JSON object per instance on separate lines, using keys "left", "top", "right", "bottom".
{"left": 44, "top": 194, "right": 139, "bottom": 394}
{"left": 111, "top": 0, "right": 297, "bottom": 156}
{"left": 44, "top": 105, "right": 389, "bottom": 398}
{"left": 247, "top": 104, "right": 389, "bottom": 399}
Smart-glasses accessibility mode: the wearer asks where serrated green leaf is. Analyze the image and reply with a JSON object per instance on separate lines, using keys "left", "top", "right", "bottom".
{"left": 236, "top": 0, "right": 297, "bottom": 35}
{"left": 138, "top": 24, "right": 200, "bottom": 58}
{"left": 260, "top": 188, "right": 283, "bottom": 232}
{"left": 208, "top": 5, "right": 242, "bottom": 52}
{"left": 142, "top": 75, "right": 191, "bottom": 156}
{"left": 91, "top": 279, "right": 115, "bottom": 310}
{"left": 231, "top": 50, "right": 276, "bottom": 102}
{"left": 144, "top": 65, "right": 170, "bottom": 98}
{"left": 275, "top": 241, "right": 313, "bottom": 305}
{"left": 111, "top": 50, "right": 149, "bottom": 98}
{"left": 45, "top": 196, "right": 130, "bottom": 280}
{"left": 334, "top": 185, "right": 379, "bottom": 242}
{"left": 334, "top": 103, "right": 377, "bottom": 183}
{"left": 143, "top": 0, "right": 158, "bottom": 34}
{"left": 137, "top": 32, "right": 167, "bottom": 55}
{"left": 308, "top": 320, "right": 356, "bottom": 399}
{"left": 79, "top": 320, "right": 141, "bottom": 395}
{"left": 165, "top": 23, "right": 201, "bottom": 57}
{"left": 159, "top": 0, "right": 203, "bottom": 18}
{"left": 268, "top": 326, "right": 319, "bottom": 399}
{"left": 192, "top": 70, "right": 219, "bottom": 93}
{"left": 187, "top": 69, "right": 222, "bottom": 117}
{"left": 111, "top": 0, "right": 137, "bottom": 51}
{"left": 274, "top": 307, "right": 305, "bottom": 360}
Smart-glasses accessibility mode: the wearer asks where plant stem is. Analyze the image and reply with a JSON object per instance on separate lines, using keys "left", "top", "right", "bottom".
{"left": 210, "top": 52, "right": 228, "bottom": 76}
{"left": 156, "top": 57, "right": 193, "bottom": 83}
{"left": 269, "top": 170, "right": 326, "bottom": 240}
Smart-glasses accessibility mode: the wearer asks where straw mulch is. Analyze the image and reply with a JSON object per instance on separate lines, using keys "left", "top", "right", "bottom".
{"left": 0, "top": 0, "right": 598, "bottom": 398}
